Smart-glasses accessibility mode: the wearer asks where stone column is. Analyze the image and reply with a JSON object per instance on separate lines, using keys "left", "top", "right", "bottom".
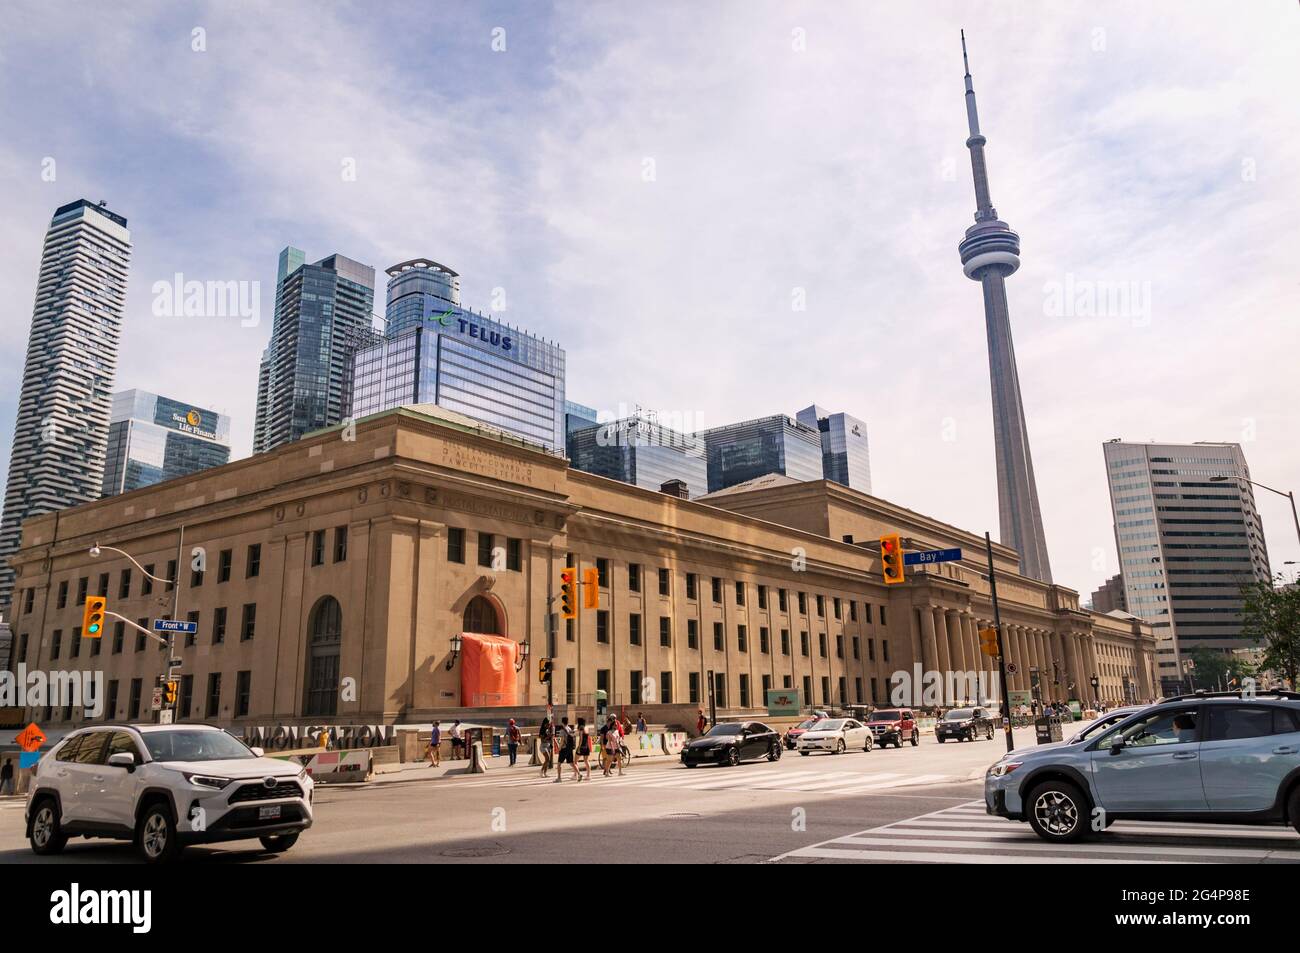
{"left": 1085, "top": 635, "right": 1100, "bottom": 703}
{"left": 919, "top": 607, "right": 940, "bottom": 675}
{"left": 946, "top": 610, "right": 968, "bottom": 683}
{"left": 1033, "top": 630, "right": 1049, "bottom": 702}
{"left": 931, "top": 606, "right": 951, "bottom": 676}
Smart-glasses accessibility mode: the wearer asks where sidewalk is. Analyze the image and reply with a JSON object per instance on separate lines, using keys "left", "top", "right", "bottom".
{"left": 327, "top": 750, "right": 681, "bottom": 789}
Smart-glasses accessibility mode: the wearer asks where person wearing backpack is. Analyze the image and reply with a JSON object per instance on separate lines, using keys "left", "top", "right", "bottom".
{"left": 554, "top": 717, "right": 575, "bottom": 783}
{"left": 604, "top": 716, "right": 625, "bottom": 777}
{"left": 574, "top": 717, "right": 592, "bottom": 781}
{"left": 538, "top": 716, "right": 554, "bottom": 778}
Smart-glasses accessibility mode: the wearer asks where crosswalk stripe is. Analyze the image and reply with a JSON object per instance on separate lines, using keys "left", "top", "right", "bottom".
{"left": 837, "top": 835, "right": 1288, "bottom": 860}
{"left": 788, "top": 847, "right": 1184, "bottom": 864}
{"left": 815, "top": 773, "right": 953, "bottom": 794}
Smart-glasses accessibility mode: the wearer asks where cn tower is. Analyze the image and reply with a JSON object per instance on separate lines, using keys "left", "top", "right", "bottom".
{"left": 956, "top": 31, "right": 1053, "bottom": 583}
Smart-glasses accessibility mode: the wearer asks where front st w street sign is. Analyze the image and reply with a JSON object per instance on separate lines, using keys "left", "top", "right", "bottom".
{"left": 903, "top": 547, "right": 962, "bottom": 566}
{"left": 153, "top": 619, "right": 198, "bottom": 634}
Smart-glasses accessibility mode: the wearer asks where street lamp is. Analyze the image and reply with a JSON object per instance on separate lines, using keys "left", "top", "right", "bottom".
{"left": 1210, "top": 475, "right": 1300, "bottom": 549}
{"left": 444, "top": 633, "right": 463, "bottom": 670}
{"left": 514, "top": 640, "right": 530, "bottom": 672}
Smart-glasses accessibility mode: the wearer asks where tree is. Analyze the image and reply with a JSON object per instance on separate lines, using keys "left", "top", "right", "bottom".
{"left": 1239, "top": 576, "right": 1300, "bottom": 689}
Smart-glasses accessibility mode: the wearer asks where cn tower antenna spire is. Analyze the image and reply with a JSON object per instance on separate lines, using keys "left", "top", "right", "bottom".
{"left": 961, "top": 29, "right": 981, "bottom": 138}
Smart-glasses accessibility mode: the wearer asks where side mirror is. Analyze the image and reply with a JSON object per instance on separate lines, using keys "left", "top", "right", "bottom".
{"left": 107, "top": 752, "right": 136, "bottom": 771}
{"left": 1109, "top": 738, "right": 1126, "bottom": 755}
{"left": 250, "top": 746, "right": 265, "bottom": 757}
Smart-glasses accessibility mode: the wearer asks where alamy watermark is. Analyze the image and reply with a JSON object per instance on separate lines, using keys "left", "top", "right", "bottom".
{"left": 152, "top": 273, "right": 260, "bottom": 327}
{"left": 1, "top": 666, "right": 105, "bottom": 718}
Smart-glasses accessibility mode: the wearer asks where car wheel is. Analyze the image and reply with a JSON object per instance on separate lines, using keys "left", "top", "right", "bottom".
{"left": 727, "top": 746, "right": 740, "bottom": 767}
{"left": 966, "top": 730, "right": 974, "bottom": 742}
{"left": 684, "top": 762, "right": 697, "bottom": 768}
{"left": 767, "top": 743, "right": 781, "bottom": 762}
{"left": 910, "top": 731, "right": 919, "bottom": 747}
{"left": 136, "top": 802, "right": 181, "bottom": 863}
{"left": 864, "top": 737, "right": 872, "bottom": 752}
{"left": 799, "top": 749, "right": 810, "bottom": 756}
{"left": 29, "top": 798, "right": 67, "bottom": 856}
{"left": 938, "top": 736, "right": 946, "bottom": 743}
{"left": 260, "top": 832, "right": 300, "bottom": 853}
{"left": 1288, "top": 785, "right": 1300, "bottom": 836}
{"left": 834, "top": 739, "right": 845, "bottom": 755}
{"left": 1026, "top": 780, "right": 1089, "bottom": 843}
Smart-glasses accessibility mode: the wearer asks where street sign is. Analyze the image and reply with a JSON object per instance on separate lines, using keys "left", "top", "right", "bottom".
{"left": 1006, "top": 662, "right": 1019, "bottom": 676}
{"left": 153, "top": 619, "right": 198, "bottom": 634}
{"left": 150, "top": 688, "right": 163, "bottom": 712}
{"left": 903, "top": 547, "right": 962, "bottom": 566}
{"left": 159, "top": 710, "right": 173, "bottom": 725}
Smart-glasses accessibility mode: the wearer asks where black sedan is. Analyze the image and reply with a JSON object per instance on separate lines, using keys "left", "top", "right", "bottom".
{"left": 681, "top": 722, "right": 782, "bottom": 767}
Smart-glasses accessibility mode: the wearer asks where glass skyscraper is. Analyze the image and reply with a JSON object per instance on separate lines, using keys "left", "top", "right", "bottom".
{"left": 796, "top": 405, "right": 872, "bottom": 493}
{"left": 350, "top": 259, "right": 566, "bottom": 451}
{"left": 701, "top": 415, "right": 824, "bottom": 494}
{"left": 253, "top": 247, "right": 378, "bottom": 453}
{"left": 0, "top": 199, "right": 131, "bottom": 612}
{"left": 101, "top": 390, "right": 232, "bottom": 496}
{"left": 1103, "top": 440, "right": 1272, "bottom": 694}
{"left": 567, "top": 416, "right": 708, "bottom": 499}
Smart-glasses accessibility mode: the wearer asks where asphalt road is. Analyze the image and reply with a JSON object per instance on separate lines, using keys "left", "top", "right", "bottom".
{"left": 5, "top": 722, "right": 1300, "bottom": 864}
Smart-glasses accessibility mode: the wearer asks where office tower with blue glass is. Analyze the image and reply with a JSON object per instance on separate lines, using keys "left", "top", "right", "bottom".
{"left": 957, "top": 33, "right": 1053, "bottom": 583}
{"left": 565, "top": 400, "right": 599, "bottom": 435}
{"left": 701, "top": 415, "right": 824, "bottom": 494}
{"left": 101, "top": 390, "right": 232, "bottom": 497}
{"left": 567, "top": 415, "right": 708, "bottom": 499}
{"left": 795, "top": 405, "right": 872, "bottom": 493}
{"left": 253, "top": 246, "right": 378, "bottom": 454}
{"left": 0, "top": 199, "right": 131, "bottom": 612}
{"left": 350, "top": 259, "right": 566, "bottom": 451}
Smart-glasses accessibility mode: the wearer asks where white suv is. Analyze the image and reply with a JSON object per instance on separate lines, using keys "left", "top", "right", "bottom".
{"left": 26, "top": 723, "right": 313, "bottom": 862}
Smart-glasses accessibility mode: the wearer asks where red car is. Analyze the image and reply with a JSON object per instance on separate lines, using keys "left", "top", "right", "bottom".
{"left": 783, "top": 716, "right": 826, "bottom": 750}
{"left": 866, "top": 709, "right": 919, "bottom": 748}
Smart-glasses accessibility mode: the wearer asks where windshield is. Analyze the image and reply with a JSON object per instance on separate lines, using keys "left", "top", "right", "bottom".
{"left": 706, "top": 724, "right": 744, "bottom": 737}
{"left": 945, "top": 709, "right": 974, "bottom": 721}
{"left": 869, "top": 711, "right": 900, "bottom": 722}
{"left": 1071, "top": 712, "right": 1131, "bottom": 743}
{"left": 814, "top": 719, "right": 846, "bottom": 731}
{"left": 143, "top": 730, "right": 256, "bottom": 763}
{"left": 795, "top": 718, "right": 821, "bottom": 730}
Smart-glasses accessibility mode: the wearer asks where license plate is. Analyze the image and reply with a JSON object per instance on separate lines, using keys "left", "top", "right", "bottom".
{"left": 258, "top": 805, "right": 282, "bottom": 820}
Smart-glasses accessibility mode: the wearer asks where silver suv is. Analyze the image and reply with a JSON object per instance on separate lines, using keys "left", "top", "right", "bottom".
{"left": 986, "top": 691, "right": 1300, "bottom": 842}
{"left": 26, "top": 723, "right": 313, "bottom": 862}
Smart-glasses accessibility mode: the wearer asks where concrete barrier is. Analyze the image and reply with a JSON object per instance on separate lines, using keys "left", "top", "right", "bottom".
{"left": 622, "top": 731, "right": 661, "bottom": 758}
{"left": 298, "top": 749, "right": 373, "bottom": 784}
{"left": 661, "top": 732, "right": 687, "bottom": 755}
{"left": 468, "top": 740, "right": 488, "bottom": 774}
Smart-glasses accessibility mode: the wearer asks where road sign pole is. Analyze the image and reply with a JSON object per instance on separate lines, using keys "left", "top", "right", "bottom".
{"left": 985, "top": 532, "right": 1014, "bottom": 754}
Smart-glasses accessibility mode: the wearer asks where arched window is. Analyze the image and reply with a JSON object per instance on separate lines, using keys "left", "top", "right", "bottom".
{"left": 304, "top": 596, "right": 342, "bottom": 716}
{"left": 462, "top": 595, "right": 502, "bottom": 635}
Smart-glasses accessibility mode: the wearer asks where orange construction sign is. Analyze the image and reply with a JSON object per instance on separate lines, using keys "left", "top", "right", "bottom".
{"left": 16, "top": 722, "right": 46, "bottom": 752}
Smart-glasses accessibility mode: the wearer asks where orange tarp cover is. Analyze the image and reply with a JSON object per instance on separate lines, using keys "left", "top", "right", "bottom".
{"left": 460, "top": 632, "right": 519, "bottom": 707}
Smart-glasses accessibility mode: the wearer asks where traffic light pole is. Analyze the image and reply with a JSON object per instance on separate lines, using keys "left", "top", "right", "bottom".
{"left": 985, "top": 532, "right": 1015, "bottom": 754}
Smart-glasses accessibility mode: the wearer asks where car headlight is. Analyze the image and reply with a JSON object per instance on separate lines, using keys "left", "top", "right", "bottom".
{"left": 182, "top": 772, "right": 232, "bottom": 789}
{"left": 298, "top": 765, "right": 308, "bottom": 781}
{"left": 987, "top": 761, "right": 1023, "bottom": 778}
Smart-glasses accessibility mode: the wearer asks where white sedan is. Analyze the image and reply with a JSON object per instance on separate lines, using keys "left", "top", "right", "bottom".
{"left": 796, "top": 718, "right": 873, "bottom": 755}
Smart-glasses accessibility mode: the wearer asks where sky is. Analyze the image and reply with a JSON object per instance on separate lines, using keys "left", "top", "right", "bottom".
{"left": 1, "top": 0, "right": 1297, "bottom": 600}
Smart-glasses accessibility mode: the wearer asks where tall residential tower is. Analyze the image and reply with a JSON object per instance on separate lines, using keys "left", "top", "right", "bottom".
{"left": 957, "top": 33, "right": 1053, "bottom": 582}
{"left": 0, "top": 200, "right": 131, "bottom": 612}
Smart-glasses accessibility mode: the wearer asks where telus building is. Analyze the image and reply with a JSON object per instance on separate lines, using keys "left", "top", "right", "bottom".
{"left": 351, "top": 259, "right": 565, "bottom": 451}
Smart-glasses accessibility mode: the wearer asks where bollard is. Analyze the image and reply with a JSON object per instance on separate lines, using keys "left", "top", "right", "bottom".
{"left": 528, "top": 735, "right": 542, "bottom": 766}
{"left": 469, "top": 740, "right": 488, "bottom": 774}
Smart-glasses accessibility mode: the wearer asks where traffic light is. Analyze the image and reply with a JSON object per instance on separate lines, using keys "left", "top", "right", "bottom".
{"left": 164, "top": 680, "right": 178, "bottom": 705}
{"left": 538, "top": 657, "right": 553, "bottom": 684}
{"left": 979, "top": 626, "right": 1000, "bottom": 658}
{"left": 582, "top": 567, "right": 599, "bottom": 609}
{"left": 560, "top": 567, "right": 578, "bottom": 620}
{"left": 879, "top": 534, "right": 905, "bottom": 585}
{"left": 82, "top": 596, "right": 107, "bottom": 638}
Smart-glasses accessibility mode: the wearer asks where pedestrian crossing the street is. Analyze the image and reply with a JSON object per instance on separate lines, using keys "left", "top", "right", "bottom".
{"left": 440, "top": 765, "right": 960, "bottom": 796}
{"left": 771, "top": 799, "right": 1300, "bottom": 864}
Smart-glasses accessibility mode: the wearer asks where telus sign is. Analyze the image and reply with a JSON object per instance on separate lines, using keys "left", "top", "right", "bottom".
{"left": 425, "top": 302, "right": 513, "bottom": 353}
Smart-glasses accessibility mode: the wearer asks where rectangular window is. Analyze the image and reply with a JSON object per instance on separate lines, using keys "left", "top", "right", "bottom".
{"left": 218, "top": 549, "right": 232, "bottom": 583}
{"left": 191, "top": 563, "right": 204, "bottom": 587}
{"left": 833, "top": 597, "right": 841, "bottom": 620}
{"left": 739, "top": 674, "right": 750, "bottom": 709}
{"left": 758, "top": 585, "right": 768, "bottom": 610}
{"left": 880, "top": 606, "right": 887, "bottom": 627}
{"left": 166, "top": 560, "right": 177, "bottom": 589}
{"left": 855, "top": 677, "right": 862, "bottom": 703}
{"left": 821, "top": 676, "right": 830, "bottom": 705}
{"left": 186, "top": 610, "right": 200, "bottom": 648}
{"left": 864, "top": 603, "right": 872, "bottom": 625}
{"left": 136, "top": 617, "right": 148, "bottom": 652}
{"left": 882, "top": 639, "right": 890, "bottom": 663}
{"left": 781, "top": 628, "right": 790, "bottom": 655}
{"left": 206, "top": 673, "right": 222, "bottom": 718}
{"left": 128, "top": 678, "right": 142, "bottom": 720}
{"left": 565, "top": 668, "right": 576, "bottom": 705}
{"left": 477, "top": 532, "right": 494, "bottom": 568}
{"left": 871, "top": 678, "right": 879, "bottom": 703}
{"left": 628, "top": 563, "right": 641, "bottom": 592}
{"left": 596, "top": 610, "right": 609, "bottom": 644}
{"left": 800, "top": 631, "right": 809, "bottom": 656}
{"left": 596, "top": 558, "right": 609, "bottom": 588}
{"left": 819, "top": 633, "right": 828, "bottom": 657}
{"left": 658, "top": 568, "right": 670, "bottom": 597}
{"left": 778, "top": 588, "right": 788, "bottom": 612}
{"left": 179, "top": 675, "right": 193, "bottom": 719}
{"left": 798, "top": 592, "right": 806, "bottom": 615}
{"left": 713, "top": 621, "right": 724, "bottom": 651}
{"left": 107, "top": 680, "right": 119, "bottom": 720}
{"left": 762, "top": 674, "right": 772, "bottom": 699}
{"left": 70, "top": 629, "right": 81, "bottom": 657}
{"left": 49, "top": 629, "right": 62, "bottom": 661}
{"left": 112, "top": 621, "right": 124, "bottom": 654}
{"left": 566, "top": 617, "right": 575, "bottom": 642}
{"left": 687, "top": 619, "right": 698, "bottom": 649}
{"left": 737, "top": 624, "right": 748, "bottom": 653}
{"left": 759, "top": 626, "right": 769, "bottom": 653}
{"left": 142, "top": 567, "right": 153, "bottom": 597}
{"left": 89, "top": 625, "right": 100, "bottom": 657}
{"left": 235, "top": 671, "right": 251, "bottom": 717}
{"left": 630, "top": 671, "right": 642, "bottom": 706}
{"left": 836, "top": 634, "right": 844, "bottom": 658}
{"left": 688, "top": 672, "right": 700, "bottom": 705}
{"left": 97, "top": 573, "right": 109, "bottom": 597}
{"left": 838, "top": 676, "right": 847, "bottom": 705}
{"left": 77, "top": 577, "right": 88, "bottom": 605}
{"left": 686, "top": 573, "right": 697, "bottom": 600}
{"left": 659, "top": 616, "right": 672, "bottom": 647}
{"left": 849, "top": 600, "right": 857, "bottom": 623}
{"left": 447, "top": 528, "right": 465, "bottom": 563}
{"left": 629, "top": 613, "right": 642, "bottom": 646}
{"left": 334, "top": 526, "right": 349, "bottom": 563}
{"left": 660, "top": 672, "right": 673, "bottom": 704}
{"left": 506, "top": 537, "right": 521, "bottom": 571}
{"left": 57, "top": 580, "right": 68, "bottom": 609}
{"left": 118, "top": 570, "right": 132, "bottom": 600}
{"left": 240, "top": 603, "right": 256, "bottom": 641}
{"left": 713, "top": 672, "right": 727, "bottom": 708}
{"left": 868, "top": 638, "right": 875, "bottom": 661}
{"left": 246, "top": 544, "right": 261, "bottom": 578}
{"left": 213, "top": 606, "right": 227, "bottom": 644}
{"left": 735, "top": 581, "right": 745, "bottom": 606}
{"left": 852, "top": 636, "right": 860, "bottom": 660}
{"left": 711, "top": 577, "right": 722, "bottom": 603}
{"left": 816, "top": 594, "right": 825, "bottom": 617}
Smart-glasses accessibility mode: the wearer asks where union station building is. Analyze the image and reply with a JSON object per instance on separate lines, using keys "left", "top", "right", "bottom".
{"left": 6, "top": 405, "right": 1158, "bottom": 730}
